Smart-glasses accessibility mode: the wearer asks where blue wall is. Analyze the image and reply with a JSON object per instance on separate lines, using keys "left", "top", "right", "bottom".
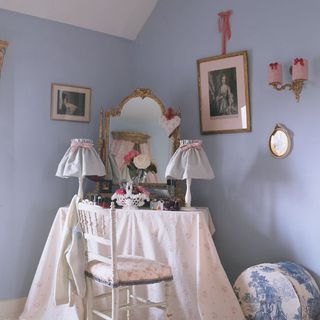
{"left": 0, "top": 9, "right": 134, "bottom": 299}
{"left": 2, "top": 0, "right": 320, "bottom": 301}
{"left": 133, "top": 0, "right": 320, "bottom": 285}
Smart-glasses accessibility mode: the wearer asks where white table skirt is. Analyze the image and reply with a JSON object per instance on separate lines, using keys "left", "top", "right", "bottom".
{"left": 20, "top": 207, "right": 244, "bottom": 320}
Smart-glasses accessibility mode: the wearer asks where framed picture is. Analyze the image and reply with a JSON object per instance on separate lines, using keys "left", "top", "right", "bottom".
{"left": 51, "top": 83, "right": 91, "bottom": 122}
{"left": 197, "top": 51, "right": 251, "bottom": 134}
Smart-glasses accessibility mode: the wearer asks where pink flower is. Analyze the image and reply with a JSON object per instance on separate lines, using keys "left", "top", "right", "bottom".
{"left": 124, "top": 150, "right": 140, "bottom": 163}
{"left": 115, "top": 188, "right": 125, "bottom": 195}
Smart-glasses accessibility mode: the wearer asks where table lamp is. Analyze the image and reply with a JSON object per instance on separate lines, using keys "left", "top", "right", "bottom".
{"left": 56, "top": 138, "right": 106, "bottom": 199}
{"left": 165, "top": 139, "right": 214, "bottom": 208}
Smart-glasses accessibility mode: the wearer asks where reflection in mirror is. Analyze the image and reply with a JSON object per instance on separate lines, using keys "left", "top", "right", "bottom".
{"left": 109, "top": 97, "right": 171, "bottom": 183}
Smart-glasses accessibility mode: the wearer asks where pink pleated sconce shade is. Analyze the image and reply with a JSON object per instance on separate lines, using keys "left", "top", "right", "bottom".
{"left": 165, "top": 140, "right": 214, "bottom": 208}
{"left": 56, "top": 139, "right": 106, "bottom": 199}
{"left": 268, "top": 58, "right": 308, "bottom": 102}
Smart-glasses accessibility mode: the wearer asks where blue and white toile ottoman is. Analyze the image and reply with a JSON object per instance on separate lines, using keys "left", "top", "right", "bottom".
{"left": 233, "top": 262, "right": 320, "bottom": 320}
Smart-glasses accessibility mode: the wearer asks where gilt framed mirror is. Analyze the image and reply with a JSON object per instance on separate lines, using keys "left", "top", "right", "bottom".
{"left": 98, "top": 88, "right": 181, "bottom": 199}
{"left": 268, "top": 124, "right": 292, "bottom": 159}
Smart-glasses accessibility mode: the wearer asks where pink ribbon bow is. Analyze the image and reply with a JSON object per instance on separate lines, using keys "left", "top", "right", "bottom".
{"left": 294, "top": 58, "right": 304, "bottom": 66}
{"left": 180, "top": 140, "right": 203, "bottom": 152}
{"left": 70, "top": 142, "right": 93, "bottom": 152}
{"left": 269, "top": 62, "right": 279, "bottom": 70}
{"left": 218, "top": 10, "right": 232, "bottom": 55}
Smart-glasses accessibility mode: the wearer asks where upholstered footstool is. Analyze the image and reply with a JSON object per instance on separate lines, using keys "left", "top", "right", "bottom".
{"left": 233, "top": 262, "right": 320, "bottom": 319}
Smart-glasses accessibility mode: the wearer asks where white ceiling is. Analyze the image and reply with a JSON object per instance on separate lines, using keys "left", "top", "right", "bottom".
{"left": 0, "top": 0, "right": 159, "bottom": 40}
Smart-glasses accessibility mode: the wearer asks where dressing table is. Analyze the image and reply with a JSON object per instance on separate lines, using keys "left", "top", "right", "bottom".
{"left": 20, "top": 206, "right": 244, "bottom": 320}
{"left": 20, "top": 88, "right": 244, "bottom": 319}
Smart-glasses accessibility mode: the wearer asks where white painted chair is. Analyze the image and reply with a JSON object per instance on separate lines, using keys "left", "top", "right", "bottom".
{"left": 77, "top": 201, "right": 173, "bottom": 320}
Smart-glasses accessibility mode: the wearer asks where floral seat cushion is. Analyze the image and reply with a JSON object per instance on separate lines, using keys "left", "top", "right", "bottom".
{"left": 86, "top": 255, "right": 173, "bottom": 287}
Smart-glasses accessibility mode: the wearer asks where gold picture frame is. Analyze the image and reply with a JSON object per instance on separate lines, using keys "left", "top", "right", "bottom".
{"left": 197, "top": 51, "right": 251, "bottom": 134}
{"left": 51, "top": 83, "right": 91, "bottom": 122}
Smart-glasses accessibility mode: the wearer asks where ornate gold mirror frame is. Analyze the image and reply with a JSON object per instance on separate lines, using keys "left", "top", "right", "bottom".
{"left": 0, "top": 40, "right": 9, "bottom": 77}
{"left": 98, "top": 88, "right": 181, "bottom": 199}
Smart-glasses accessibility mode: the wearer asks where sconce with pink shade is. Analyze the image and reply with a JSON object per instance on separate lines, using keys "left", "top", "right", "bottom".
{"left": 268, "top": 58, "right": 308, "bottom": 102}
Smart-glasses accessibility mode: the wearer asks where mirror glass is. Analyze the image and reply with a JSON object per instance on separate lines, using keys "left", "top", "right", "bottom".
{"left": 100, "top": 88, "right": 181, "bottom": 194}
{"left": 269, "top": 124, "right": 292, "bottom": 158}
{"left": 109, "top": 97, "right": 171, "bottom": 183}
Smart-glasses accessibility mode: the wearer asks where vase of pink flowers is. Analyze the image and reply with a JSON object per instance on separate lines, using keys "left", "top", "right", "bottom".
{"left": 123, "top": 150, "right": 157, "bottom": 184}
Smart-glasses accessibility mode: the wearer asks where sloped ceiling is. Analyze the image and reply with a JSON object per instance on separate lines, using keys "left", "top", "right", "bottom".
{"left": 0, "top": 0, "right": 159, "bottom": 40}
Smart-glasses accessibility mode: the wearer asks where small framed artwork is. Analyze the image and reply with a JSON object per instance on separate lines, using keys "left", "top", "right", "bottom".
{"left": 197, "top": 51, "right": 251, "bottom": 134}
{"left": 51, "top": 83, "right": 91, "bottom": 122}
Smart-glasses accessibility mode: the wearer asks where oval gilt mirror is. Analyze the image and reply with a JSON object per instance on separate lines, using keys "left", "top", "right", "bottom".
{"left": 269, "top": 124, "right": 292, "bottom": 158}
{"left": 98, "top": 88, "right": 180, "bottom": 197}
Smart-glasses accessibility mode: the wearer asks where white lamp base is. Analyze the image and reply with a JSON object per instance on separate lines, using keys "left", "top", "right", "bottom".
{"left": 78, "top": 176, "right": 84, "bottom": 200}
{"left": 185, "top": 177, "right": 192, "bottom": 208}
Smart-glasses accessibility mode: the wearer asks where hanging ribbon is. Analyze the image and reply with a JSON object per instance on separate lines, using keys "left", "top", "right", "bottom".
{"left": 294, "top": 58, "right": 304, "bottom": 66}
{"left": 269, "top": 63, "right": 279, "bottom": 70}
{"left": 218, "top": 10, "right": 232, "bottom": 55}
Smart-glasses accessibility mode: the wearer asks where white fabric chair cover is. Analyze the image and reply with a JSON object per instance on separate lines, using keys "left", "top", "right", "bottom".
{"left": 56, "top": 139, "right": 105, "bottom": 178}
{"left": 165, "top": 139, "right": 214, "bottom": 180}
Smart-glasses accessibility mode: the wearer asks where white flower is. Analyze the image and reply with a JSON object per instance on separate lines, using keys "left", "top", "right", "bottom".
{"left": 133, "top": 154, "right": 151, "bottom": 169}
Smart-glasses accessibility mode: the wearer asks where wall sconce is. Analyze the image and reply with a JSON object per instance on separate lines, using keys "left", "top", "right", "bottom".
{"left": 0, "top": 40, "right": 9, "bottom": 77}
{"left": 268, "top": 58, "right": 308, "bottom": 102}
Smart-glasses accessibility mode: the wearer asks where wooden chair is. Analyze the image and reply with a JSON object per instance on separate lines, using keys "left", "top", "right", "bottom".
{"left": 77, "top": 201, "right": 173, "bottom": 320}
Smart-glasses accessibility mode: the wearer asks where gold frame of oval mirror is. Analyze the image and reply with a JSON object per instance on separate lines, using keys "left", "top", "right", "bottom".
{"left": 97, "top": 88, "right": 182, "bottom": 200}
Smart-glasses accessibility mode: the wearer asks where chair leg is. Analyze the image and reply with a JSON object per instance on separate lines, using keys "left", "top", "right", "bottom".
{"left": 112, "top": 287, "right": 120, "bottom": 320}
{"left": 126, "top": 286, "right": 133, "bottom": 320}
{"left": 86, "top": 277, "right": 93, "bottom": 320}
{"left": 164, "top": 281, "right": 173, "bottom": 320}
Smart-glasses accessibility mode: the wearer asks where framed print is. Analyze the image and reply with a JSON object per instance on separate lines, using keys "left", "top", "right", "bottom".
{"left": 197, "top": 51, "right": 251, "bottom": 134}
{"left": 51, "top": 83, "right": 91, "bottom": 122}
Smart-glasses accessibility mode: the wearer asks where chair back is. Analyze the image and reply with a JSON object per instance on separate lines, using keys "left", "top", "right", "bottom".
{"left": 77, "top": 201, "right": 117, "bottom": 282}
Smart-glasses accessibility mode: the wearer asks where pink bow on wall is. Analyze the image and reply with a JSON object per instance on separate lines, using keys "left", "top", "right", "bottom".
{"left": 269, "top": 62, "right": 279, "bottom": 70}
{"left": 218, "top": 10, "right": 232, "bottom": 55}
{"left": 294, "top": 58, "right": 304, "bottom": 66}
